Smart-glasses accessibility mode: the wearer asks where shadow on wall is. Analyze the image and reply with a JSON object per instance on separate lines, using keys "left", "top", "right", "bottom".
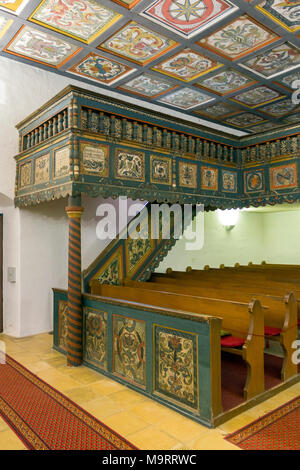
{"left": 0, "top": 193, "right": 14, "bottom": 208}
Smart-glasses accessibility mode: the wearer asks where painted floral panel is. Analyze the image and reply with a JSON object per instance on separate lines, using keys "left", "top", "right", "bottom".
{"left": 81, "top": 142, "right": 109, "bottom": 176}
{"left": 201, "top": 166, "right": 218, "bottom": 190}
{"left": 142, "top": 0, "right": 237, "bottom": 37}
{"left": 194, "top": 102, "right": 237, "bottom": 118}
{"left": 30, "top": 0, "right": 122, "bottom": 43}
{"left": 257, "top": 0, "right": 300, "bottom": 32}
{"left": 69, "top": 52, "right": 134, "bottom": 84}
{"left": 58, "top": 300, "right": 68, "bottom": 351}
{"left": 223, "top": 112, "right": 265, "bottom": 128}
{"left": 115, "top": 148, "right": 145, "bottom": 181}
{"left": 99, "top": 21, "right": 177, "bottom": 64}
{"left": 158, "top": 87, "right": 213, "bottom": 110}
{"left": 19, "top": 161, "right": 32, "bottom": 188}
{"left": 5, "top": 25, "right": 80, "bottom": 67}
{"left": 151, "top": 155, "right": 172, "bottom": 184}
{"left": 154, "top": 325, "right": 198, "bottom": 410}
{"left": 247, "top": 121, "right": 277, "bottom": 133}
{"left": 95, "top": 248, "right": 123, "bottom": 286}
{"left": 199, "top": 15, "right": 278, "bottom": 59}
{"left": 277, "top": 70, "right": 300, "bottom": 90}
{"left": 119, "top": 73, "right": 175, "bottom": 98}
{"left": 242, "top": 43, "right": 300, "bottom": 78}
{"left": 34, "top": 154, "right": 50, "bottom": 184}
{"left": 152, "top": 49, "right": 222, "bottom": 81}
{"left": 270, "top": 163, "right": 298, "bottom": 189}
{"left": 113, "top": 315, "right": 146, "bottom": 387}
{"left": 260, "top": 98, "right": 299, "bottom": 117}
{"left": 196, "top": 68, "right": 255, "bottom": 95}
{"left": 179, "top": 161, "right": 197, "bottom": 188}
{"left": 84, "top": 308, "right": 107, "bottom": 370}
{"left": 126, "top": 236, "right": 153, "bottom": 273}
{"left": 285, "top": 112, "right": 300, "bottom": 123}
{"left": 222, "top": 169, "right": 237, "bottom": 193}
{"left": 54, "top": 146, "right": 70, "bottom": 178}
{"left": 231, "top": 86, "right": 284, "bottom": 108}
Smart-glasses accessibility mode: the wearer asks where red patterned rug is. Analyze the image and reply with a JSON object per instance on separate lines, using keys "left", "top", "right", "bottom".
{"left": 0, "top": 354, "right": 138, "bottom": 450}
{"left": 225, "top": 395, "right": 300, "bottom": 450}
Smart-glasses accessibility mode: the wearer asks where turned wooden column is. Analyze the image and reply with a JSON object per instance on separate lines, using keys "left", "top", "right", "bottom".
{"left": 65, "top": 195, "right": 84, "bottom": 367}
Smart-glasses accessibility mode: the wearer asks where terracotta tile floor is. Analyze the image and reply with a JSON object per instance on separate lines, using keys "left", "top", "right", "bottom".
{"left": 0, "top": 332, "right": 299, "bottom": 450}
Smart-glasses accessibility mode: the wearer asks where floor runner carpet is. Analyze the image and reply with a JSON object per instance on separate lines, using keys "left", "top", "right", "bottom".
{"left": 225, "top": 395, "right": 300, "bottom": 450}
{"left": 0, "top": 354, "right": 138, "bottom": 450}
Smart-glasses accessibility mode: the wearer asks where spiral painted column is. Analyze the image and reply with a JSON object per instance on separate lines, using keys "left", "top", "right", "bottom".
{"left": 66, "top": 196, "right": 84, "bottom": 367}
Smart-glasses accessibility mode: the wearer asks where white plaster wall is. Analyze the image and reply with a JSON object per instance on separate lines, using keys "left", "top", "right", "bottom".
{"left": 0, "top": 194, "right": 20, "bottom": 336}
{"left": 262, "top": 210, "right": 300, "bottom": 264}
{"left": 17, "top": 196, "right": 139, "bottom": 337}
{"left": 156, "top": 210, "right": 265, "bottom": 272}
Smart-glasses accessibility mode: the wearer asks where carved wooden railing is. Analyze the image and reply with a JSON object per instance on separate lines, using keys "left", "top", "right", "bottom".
{"left": 22, "top": 108, "right": 69, "bottom": 152}
{"left": 241, "top": 136, "right": 300, "bottom": 165}
{"left": 80, "top": 106, "right": 235, "bottom": 164}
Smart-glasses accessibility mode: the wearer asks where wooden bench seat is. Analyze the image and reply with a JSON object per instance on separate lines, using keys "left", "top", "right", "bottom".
{"left": 124, "top": 280, "right": 298, "bottom": 381}
{"left": 151, "top": 273, "right": 300, "bottom": 324}
{"left": 90, "top": 281, "right": 265, "bottom": 400}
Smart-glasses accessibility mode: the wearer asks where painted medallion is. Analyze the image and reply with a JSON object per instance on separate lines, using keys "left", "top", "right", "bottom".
{"left": 244, "top": 169, "right": 264, "bottom": 192}
{"left": 69, "top": 52, "right": 134, "bottom": 85}
{"left": 142, "top": 0, "right": 238, "bottom": 37}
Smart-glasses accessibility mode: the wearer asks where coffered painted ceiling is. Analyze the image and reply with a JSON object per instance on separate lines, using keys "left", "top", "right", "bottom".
{"left": 1, "top": 0, "right": 300, "bottom": 137}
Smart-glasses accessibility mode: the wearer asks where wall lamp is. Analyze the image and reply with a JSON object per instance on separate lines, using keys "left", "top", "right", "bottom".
{"left": 217, "top": 209, "right": 240, "bottom": 231}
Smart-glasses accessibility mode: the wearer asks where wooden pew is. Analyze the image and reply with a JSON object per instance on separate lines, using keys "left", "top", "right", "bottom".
{"left": 124, "top": 280, "right": 298, "bottom": 381}
{"left": 157, "top": 269, "right": 300, "bottom": 284}
{"left": 151, "top": 272, "right": 300, "bottom": 319}
{"left": 233, "top": 263, "right": 300, "bottom": 270}
{"left": 90, "top": 281, "right": 265, "bottom": 400}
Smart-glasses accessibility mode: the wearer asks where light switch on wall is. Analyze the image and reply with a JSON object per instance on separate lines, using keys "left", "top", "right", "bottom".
{"left": 8, "top": 267, "right": 16, "bottom": 283}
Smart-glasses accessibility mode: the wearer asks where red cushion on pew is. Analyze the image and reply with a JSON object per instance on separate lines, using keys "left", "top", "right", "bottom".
{"left": 264, "top": 326, "right": 281, "bottom": 336}
{"left": 221, "top": 336, "right": 245, "bottom": 347}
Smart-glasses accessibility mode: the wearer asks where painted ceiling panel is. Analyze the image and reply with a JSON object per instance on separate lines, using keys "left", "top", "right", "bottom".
{"left": 4, "top": 25, "right": 81, "bottom": 67}
{"left": 198, "top": 15, "right": 279, "bottom": 60}
{"left": 0, "top": 0, "right": 300, "bottom": 136}
{"left": 29, "top": 0, "right": 123, "bottom": 44}
{"left": 141, "top": 0, "right": 238, "bottom": 38}
{"left": 152, "top": 48, "right": 222, "bottom": 81}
